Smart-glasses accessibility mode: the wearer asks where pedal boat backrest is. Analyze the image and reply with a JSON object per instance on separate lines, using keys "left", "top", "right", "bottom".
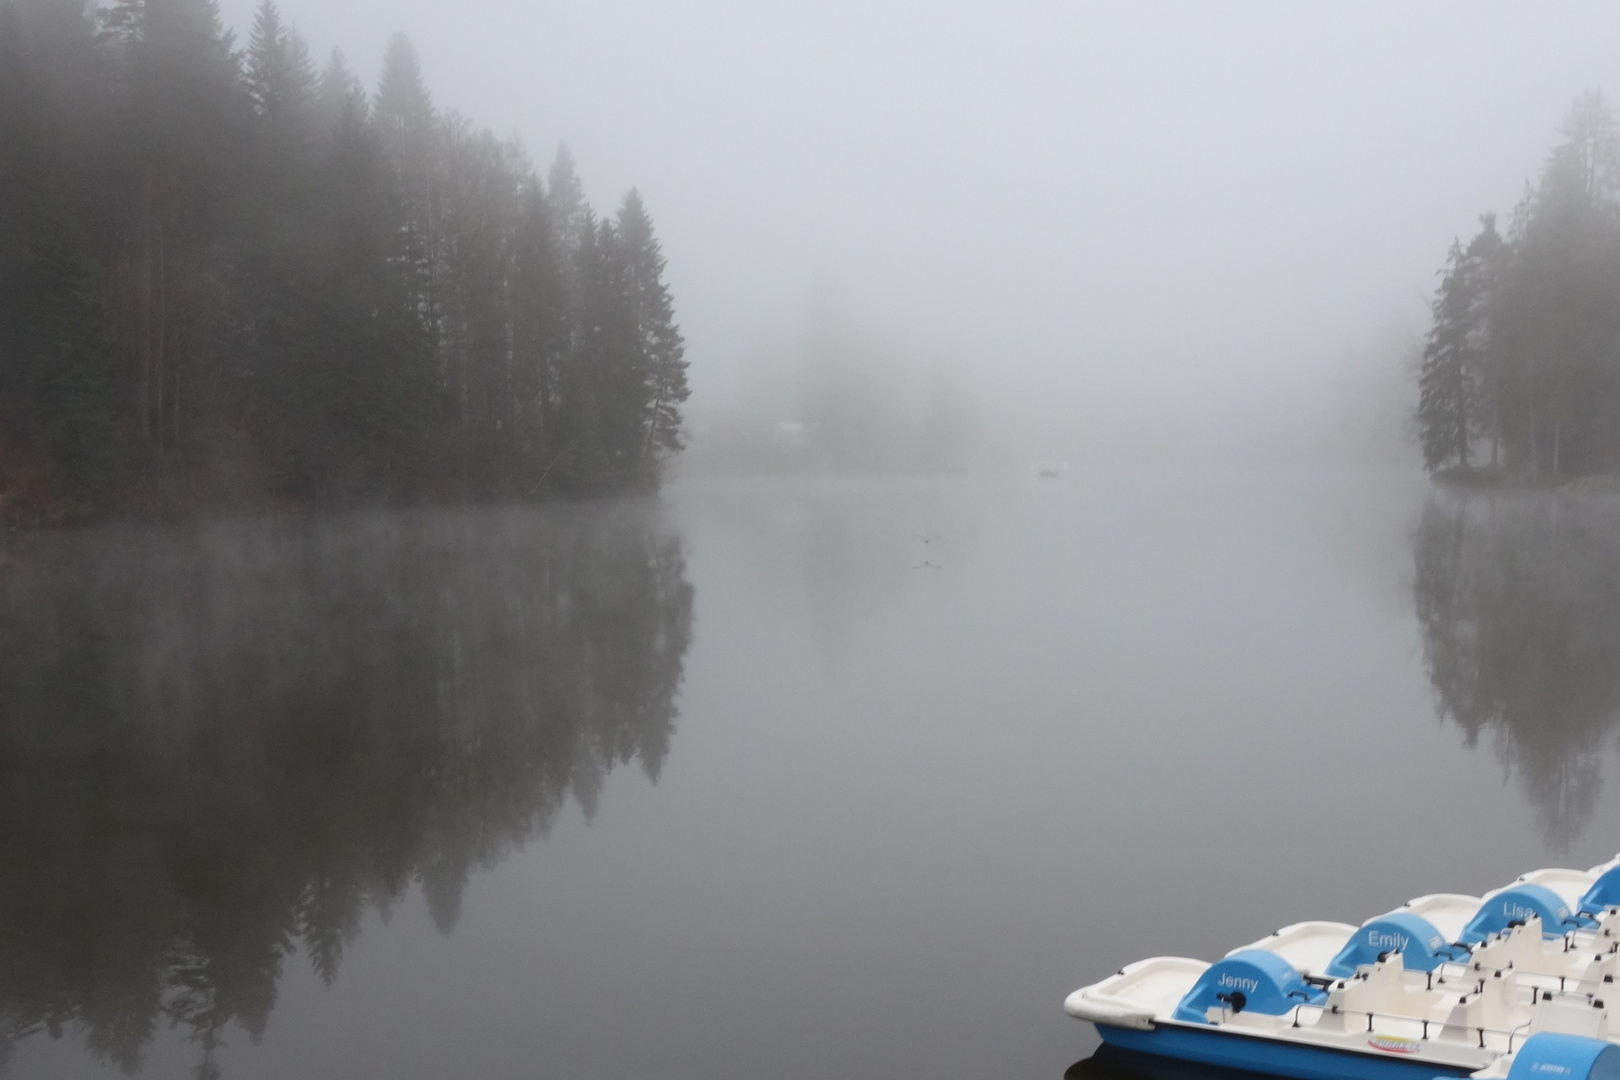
{"left": 1171, "top": 949, "right": 1326, "bottom": 1024}
{"left": 1325, "top": 911, "right": 1462, "bottom": 977}
{"left": 1581, "top": 866, "right": 1620, "bottom": 917}
{"left": 1461, "top": 884, "right": 1596, "bottom": 945}
{"left": 1225, "top": 921, "right": 1357, "bottom": 978}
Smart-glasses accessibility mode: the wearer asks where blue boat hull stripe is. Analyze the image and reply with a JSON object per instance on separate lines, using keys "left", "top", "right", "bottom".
{"left": 1096, "top": 1024, "right": 1476, "bottom": 1080}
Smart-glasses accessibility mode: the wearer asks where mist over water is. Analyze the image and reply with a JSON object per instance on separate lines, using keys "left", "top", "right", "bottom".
{"left": 6, "top": 471, "right": 1620, "bottom": 1079}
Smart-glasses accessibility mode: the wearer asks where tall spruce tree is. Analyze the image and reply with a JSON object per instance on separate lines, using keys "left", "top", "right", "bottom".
{"left": 1417, "top": 220, "right": 1502, "bottom": 473}
{"left": 102, "top": 0, "right": 243, "bottom": 475}
{"left": 436, "top": 114, "right": 522, "bottom": 496}
{"left": 0, "top": 0, "right": 38, "bottom": 464}
{"left": 0, "top": 2, "right": 118, "bottom": 507}
{"left": 1468, "top": 216, "right": 1510, "bottom": 469}
{"left": 508, "top": 178, "right": 567, "bottom": 491}
{"left": 374, "top": 33, "right": 439, "bottom": 332}
{"left": 1418, "top": 241, "right": 1478, "bottom": 473}
{"left": 300, "top": 84, "right": 434, "bottom": 500}
{"left": 15, "top": 182, "right": 119, "bottom": 499}
{"left": 551, "top": 209, "right": 607, "bottom": 490}
{"left": 616, "top": 190, "right": 688, "bottom": 464}
{"left": 243, "top": 1, "right": 315, "bottom": 158}
{"left": 590, "top": 216, "right": 646, "bottom": 478}
{"left": 313, "top": 47, "right": 365, "bottom": 135}
{"left": 547, "top": 143, "right": 591, "bottom": 254}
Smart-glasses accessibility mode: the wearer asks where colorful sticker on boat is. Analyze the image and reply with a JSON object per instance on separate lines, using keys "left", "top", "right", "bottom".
{"left": 1368, "top": 1036, "right": 1421, "bottom": 1054}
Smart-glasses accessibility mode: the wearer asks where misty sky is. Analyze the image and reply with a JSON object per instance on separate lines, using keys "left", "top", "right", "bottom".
{"left": 217, "top": 0, "right": 1620, "bottom": 454}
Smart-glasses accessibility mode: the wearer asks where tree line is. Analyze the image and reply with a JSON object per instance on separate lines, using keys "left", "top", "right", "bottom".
{"left": 0, "top": 0, "right": 689, "bottom": 523}
{"left": 1417, "top": 91, "right": 1620, "bottom": 479}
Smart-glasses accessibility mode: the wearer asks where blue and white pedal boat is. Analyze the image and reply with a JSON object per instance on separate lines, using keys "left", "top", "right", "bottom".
{"left": 1066, "top": 856, "right": 1620, "bottom": 1080}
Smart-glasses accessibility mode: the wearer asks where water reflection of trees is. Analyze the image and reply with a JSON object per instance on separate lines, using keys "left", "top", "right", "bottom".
{"left": 1413, "top": 491, "right": 1620, "bottom": 846}
{"left": 0, "top": 505, "right": 692, "bottom": 1076}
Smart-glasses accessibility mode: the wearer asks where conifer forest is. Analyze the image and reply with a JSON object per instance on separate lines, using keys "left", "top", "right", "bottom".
{"left": 1417, "top": 91, "right": 1620, "bottom": 481}
{"left": 0, "top": 0, "right": 689, "bottom": 524}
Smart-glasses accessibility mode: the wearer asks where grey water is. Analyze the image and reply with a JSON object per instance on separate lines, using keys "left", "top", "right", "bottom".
{"left": 5, "top": 469, "right": 1620, "bottom": 1080}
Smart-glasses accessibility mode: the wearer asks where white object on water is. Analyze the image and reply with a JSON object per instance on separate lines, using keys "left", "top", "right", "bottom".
{"left": 1065, "top": 854, "right": 1620, "bottom": 1080}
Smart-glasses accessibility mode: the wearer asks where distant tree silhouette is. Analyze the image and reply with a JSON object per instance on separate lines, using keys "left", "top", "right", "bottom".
{"left": 1418, "top": 92, "right": 1620, "bottom": 479}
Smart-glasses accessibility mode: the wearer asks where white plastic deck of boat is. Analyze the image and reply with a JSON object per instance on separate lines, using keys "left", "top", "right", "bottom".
{"left": 1506, "top": 868, "right": 1600, "bottom": 912}
{"left": 1227, "top": 921, "right": 1357, "bottom": 976}
{"left": 1400, "top": 894, "right": 1483, "bottom": 943}
{"left": 1590, "top": 853, "right": 1620, "bottom": 878}
{"left": 1063, "top": 956, "right": 1207, "bottom": 1030}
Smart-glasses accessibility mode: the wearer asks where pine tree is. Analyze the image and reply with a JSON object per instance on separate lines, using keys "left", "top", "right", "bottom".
{"left": 0, "top": 0, "right": 33, "bottom": 398}
{"left": 616, "top": 189, "right": 688, "bottom": 465}
{"left": 243, "top": 1, "right": 315, "bottom": 159}
{"left": 1545, "top": 89, "right": 1620, "bottom": 210}
{"left": 507, "top": 177, "right": 567, "bottom": 491}
{"left": 102, "top": 0, "right": 243, "bottom": 472}
{"left": 300, "top": 95, "right": 435, "bottom": 500}
{"left": 106, "top": 0, "right": 241, "bottom": 189}
{"left": 313, "top": 48, "right": 365, "bottom": 135}
{"left": 590, "top": 216, "right": 645, "bottom": 476}
{"left": 16, "top": 179, "right": 119, "bottom": 497}
{"left": 1466, "top": 216, "right": 1510, "bottom": 469}
{"left": 374, "top": 32, "right": 433, "bottom": 136}
{"left": 1418, "top": 238, "right": 1487, "bottom": 473}
{"left": 552, "top": 210, "right": 607, "bottom": 489}
{"left": 374, "top": 32, "right": 439, "bottom": 330}
{"left": 243, "top": 1, "right": 284, "bottom": 109}
{"left": 0, "top": 0, "right": 119, "bottom": 510}
{"left": 434, "top": 115, "right": 526, "bottom": 496}
{"left": 237, "top": 0, "right": 333, "bottom": 500}
{"left": 547, "top": 143, "right": 590, "bottom": 254}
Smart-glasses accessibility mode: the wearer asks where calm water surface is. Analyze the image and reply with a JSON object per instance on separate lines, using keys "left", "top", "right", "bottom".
{"left": 5, "top": 469, "right": 1620, "bottom": 1079}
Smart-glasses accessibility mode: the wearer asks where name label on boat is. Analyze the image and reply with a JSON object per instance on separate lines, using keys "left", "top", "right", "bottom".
{"left": 1217, "top": 974, "right": 1260, "bottom": 994}
{"left": 1368, "top": 1036, "right": 1421, "bottom": 1055}
{"left": 1502, "top": 900, "right": 1571, "bottom": 922}
{"left": 1365, "top": 929, "right": 1446, "bottom": 952}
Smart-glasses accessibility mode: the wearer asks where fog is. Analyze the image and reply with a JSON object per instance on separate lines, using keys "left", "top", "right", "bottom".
{"left": 211, "top": 0, "right": 1620, "bottom": 463}
{"left": 13, "top": 4, "right": 1620, "bottom": 1078}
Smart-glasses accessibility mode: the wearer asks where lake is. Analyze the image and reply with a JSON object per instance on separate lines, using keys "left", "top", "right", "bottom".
{"left": 5, "top": 469, "right": 1620, "bottom": 1080}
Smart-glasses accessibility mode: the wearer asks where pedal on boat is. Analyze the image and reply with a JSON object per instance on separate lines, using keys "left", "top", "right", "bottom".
{"left": 1065, "top": 856, "right": 1620, "bottom": 1080}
